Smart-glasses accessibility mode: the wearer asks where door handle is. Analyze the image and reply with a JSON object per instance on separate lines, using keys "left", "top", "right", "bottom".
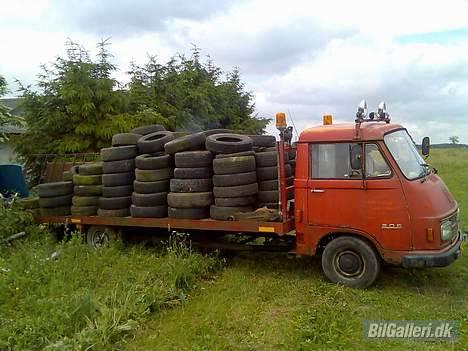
{"left": 311, "top": 189, "right": 325, "bottom": 193}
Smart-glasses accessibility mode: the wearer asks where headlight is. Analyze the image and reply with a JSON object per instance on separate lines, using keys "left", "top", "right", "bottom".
{"left": 440, "top": 215, "right": 458, "bottom": 241}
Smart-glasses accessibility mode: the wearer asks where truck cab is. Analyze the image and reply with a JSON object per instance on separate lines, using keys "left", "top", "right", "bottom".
{"left": 291, "top": 114, "right": 463, "bottom": 288}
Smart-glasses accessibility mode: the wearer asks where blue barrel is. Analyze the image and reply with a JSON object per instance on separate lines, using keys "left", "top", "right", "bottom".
{"left": 0, "top": 164, "right": 29, "bottom": 198}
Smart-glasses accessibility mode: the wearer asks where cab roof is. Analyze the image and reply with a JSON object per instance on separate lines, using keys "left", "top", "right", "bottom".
{"left": 298, "top": 122, "right": 404, "bottom": 143}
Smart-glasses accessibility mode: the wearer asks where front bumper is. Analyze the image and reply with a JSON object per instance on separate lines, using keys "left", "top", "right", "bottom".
{"left": 402, "top": 232, "right": 465, "bottom": 268}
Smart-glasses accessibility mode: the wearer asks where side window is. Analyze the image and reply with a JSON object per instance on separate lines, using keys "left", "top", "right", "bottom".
{"left": 310, "top": 143, "right": 362, "bottom": 179}
{"left": 365, "top": 144, "right": 392, "bottom": 178}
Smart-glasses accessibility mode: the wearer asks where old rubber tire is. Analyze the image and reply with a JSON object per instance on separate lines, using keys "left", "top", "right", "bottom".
{"left": 213, "top": 171, "right": 256, "bottom": 187}
{"left": 112, "top": 133, "right": 142, "bottom": 146}
{"left": 131, "top": 124, "right": 166, "bottom": 135}
{"left": 130, "top": 205, "right": 167, "bottom": 218}
{"left": 86, "top": 225, "right": 121, "bottom": 249}
{"left": 102, "top": 159, "right": 135, "bottom": 173}
{"left": 214, "top": 196, "right": 256, "bottom": 206}
{"left": 259, "top": 179, "right": 278, "bottom": 191}
{"left": 135, "top": 168, "right": 173, "bottom": 182}
{"left": 288, "top": 149, "right": 296, "bottom": 160}
{"left": 132, "top": 192, "right": 168, "bottom": 206}
{"left": 175, "top": 151, "right": 212, "bottom": 168}
{"left": 73, "top": 174, "right": 102, "bottom": 185}
{"left": 215, "top": 150, "right": 256, "bottom": 159}
{"left": 206, "top": 133, "right": 253, "bottom": 154}
{"left": 168, "top": 206, "right": 209, "bottom": 219}
{"left": 102, "top": 185, "right": 133, "bottom": 197}
{"left": 174, "top": 167, "right": 212, "bottom": 179}
{"left": 102, "top": 172, "right": 134, "bottom": 186}
{"left": 287, "top": 176, "right": 294, "bottom": 186}
{"left": 164, "top": 132, "right": 206, "bottom": 154}
{"left": 167, "top": 192, "right": 213, "bottom": 208}
{"left": 257, "top": 202, "right": 279, "bottom": 209}
{"left": 63, "top": 170, "right": 73, "bottom": 181}
{"left": 322, "top": 236, "right": 381, "bottom": 289}
{"left": 210, "top": 205, "right": 253, "bottom": 220}
{"left": 213, "top": 156, "right": 256, "bottom": 175}
{"left": 255, "top": 151, "right": 277, "bottom": 167}
{"left": 203, "top": 129, "right": 234, "bottom": 137}
{"left": 39, "top": 194, "right": 72, "bottom": 208}
{"left": 213, "top": 183, "right": 258, "bottom": 198}
{"left": 16, "top": 197, "right": 40, "bottom": 209}
{"left": 135, "top": 153, "right": 172, "bottom": 170}
{"left": 256, "top": 165, "right": 292, "bottom": 181}
{"left": 138, "top": 131, "right": 176, "bottom": 154}
{"left": 78, "top": 163, "right": 103, "bottom": 176}
{"left": 258, "top": 190, "right": 279, "bottom": 203}
{"left": 101, "top": 145, "right": 137, "bottom": 162}
{"left": 170, "top": 178, "right": 212, "bottom": 193}
{"left": 97, "top": 208, "right": 130, "bottom": 217}
{"left": 73, "top": 185, "right": 102, "bottom": 196}
{"left": 71, "top": 206, "right": 98, "bottom": 216}
{"left": 72, "top": 196, "right": 99, "bottom": 206}
{"left": 133, "top": 180, "right": 169, "bottom": 194}
{"left": 40, "top": 206, "right": 71, "bottom": 216}
{"left": 98, "top": 196, "right": 132, "bottom": 210}
{"left": 248, "top": 135, "right": 276, "bottom": 147}
{"left": 38, "top": 181, "right": 73, "bottom": 197}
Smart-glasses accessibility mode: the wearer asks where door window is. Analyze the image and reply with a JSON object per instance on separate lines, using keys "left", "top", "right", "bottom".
{"left": 310, "top": 143, "right": 362, "bottom": 179}
{"left": 365, "top": 144, "right": 391, "bottom": 178}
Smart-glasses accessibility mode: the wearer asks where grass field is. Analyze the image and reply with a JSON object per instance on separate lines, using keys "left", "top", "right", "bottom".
{"left": 124, "top": 148, "right": 467, "bottom": 351}
{"left": 0, "top": 148, "right": 466, "bottom": 350}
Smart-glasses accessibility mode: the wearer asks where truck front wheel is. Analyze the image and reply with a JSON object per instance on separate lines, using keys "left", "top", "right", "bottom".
{"left": 321, "top": 236, "right": 380, "bottom": 288}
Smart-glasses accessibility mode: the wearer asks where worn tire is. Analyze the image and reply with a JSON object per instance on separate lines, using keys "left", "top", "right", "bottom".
{"left": 38, "top": 181, "right": 73, "bottom": 197}
{"left": 213, "top": 183, "right": 258, "bottom": 198}
{"left": 175, "top": 151, "right": 212, "bottom": 168}
{"left": 101, "top": 145, "right": 137, "bottom": 162}
{"left": 174, "top": 167, "right": 212, "bottom": 179}
{"left": 112, "top": 133, "right": 142, "bottom": 146}
{"left": 214, "top": 196, "right": 256, "bottom": 207}
{"left": 206, "top": 133, "right": 253, "bottom": 154}
{"left": 131, "top": 124, "right": 166, "bottom": 135}
{"left": 164, "top": 132, "right": 206, "bottom": 154}
{"left": 257, "top": 202, "right": 279, "bottom": 209}
{"left": 210, "top": 205, "right": 253, "bottom": 220}
{"left": 215, "top": 150, "right": 255, "bottom": 159}
{"left": 259, "top": 179, "right": 278, "bottom": 191}
{"left": 248, "top": 135, "right": 276, "bottom": 147}
{"left": 97, "top": 208, "right": 130, "bottom": 217}
{"left": 287, "top": 176, "right": 294, "bottom": 186}
{"left": 257, "top": 165, "right": 292, "bottom": 181}
{"left": 40, "top": 206, "right": 71, "bottom": 216}
{"left": 73, "top": 185, "right": 102, "bottom": 196}
{"left": 288, "top": 149, "right": 296, "bottom": 160}
{"left": 130, "top": 205, "right": 168, "bottom": 218}
{"left": 135, "top": 153, "right": 172, "bottom": 170}
{"left": 170, "top": 178, "right": 212, "bottom": 193}
{"left": 102, "top": 159, "right": 135, "bottom": 173}
{"left": 63, "top": 170, "right": 73, "bottom": 181}
{"left": 102, "top": 172, "right": 134, "bottom": 186}
{"left": 99, "top": 196, "right": 132, "bottom": 210}
{"left": 213, "top": 156, "right": 256, "bottom": 175}
{"left": 321, "top": 236, "right": 381, "bottom": 289}
{"left": 167, "top": 192, "right": 213, "bottom": 208}
{"left": 135, "top": 168, "right": 173, "bottom": 182}
{"left": 213, "top": 171, "right": 256, "bottom": 187}
{"left": 16, "top": 197, "right": 40, "bottom": 209}
{"left": 168, "top": 206, "right": 209, "bottom": 219}
{"left": 73, "top": 174, "right": 102, "bottom": 185}
{"left": 102, "top": 185, "right": 133, "bottom": 197}
{"left": 203, "top": 129, "right": 235, "bottom": 137}
{"left": 72, "top": 196, "right": 99, "bottom": 206}
{"left": 138, "top": 131, "right": 176, "bottom": 154}
{"left": 133, "top": 180, "right": 169, "bottom": 194}
{"left": 78, "top": 163, "right": 103, "bottom": 176}
{"left": 39, "top": 194, "right": 72, "bottom": 208}
{"left": 258, "top": 190, "right": 279, "bottom": 203}
{"left": 132, "top": 192, "right": 167, "bottom": 206}
{"left": 71, "top": 205, "right": 98, "bottom": 216}
{"left": 255, "top": 151, "right": 277, "bottom": 167}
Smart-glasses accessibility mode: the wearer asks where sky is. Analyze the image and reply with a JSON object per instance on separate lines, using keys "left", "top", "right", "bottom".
{"left": 1, "top": 0, "right": 468, "bottom": 143}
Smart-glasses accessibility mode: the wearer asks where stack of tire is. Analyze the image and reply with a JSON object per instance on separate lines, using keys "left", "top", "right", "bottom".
{"left": 98, "top": 133, "right": 140, "bottom": 217}
{"left": 38, "top": 181, "right": 74, "bottom": 216}
{"left": 288, "top": 142, "right": 297, "bottom": 175}
{"left": 207, "top": 134, "right": 258, "bottom": 220}
{"left": 71, "top": 163, "right": 103, "bottom": 216}
{"left": 131, "top": 130, "right": 175, "bottom": 218}
{"left": 167, "top": 150, "right": 213, "bottom": 219}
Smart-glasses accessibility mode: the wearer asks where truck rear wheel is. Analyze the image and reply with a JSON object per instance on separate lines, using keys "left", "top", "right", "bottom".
{"left": 86, "top": 225, "right": 121, "bottom": 249}
{"left": 321, "top": 236, "right": 380, "bottom": 289}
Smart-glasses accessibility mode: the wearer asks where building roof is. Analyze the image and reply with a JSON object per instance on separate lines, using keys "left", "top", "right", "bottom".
{"left": 298, "top": 122, "right": 404, "bottom": 143}
{"left": 0, "top": 97, "right": 26, "bottom": 135}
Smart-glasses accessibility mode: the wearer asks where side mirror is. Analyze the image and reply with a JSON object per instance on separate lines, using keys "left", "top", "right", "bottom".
{"left": 421, "top": 137, "right": 430, "bottom": 156}
{"left": 350, "top": 144, "right": 362, "bottom": 170}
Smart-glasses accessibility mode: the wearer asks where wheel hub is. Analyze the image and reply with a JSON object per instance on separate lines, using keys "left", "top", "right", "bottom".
{"left": 335, "top": 250, "right": 364, "bottom": 277}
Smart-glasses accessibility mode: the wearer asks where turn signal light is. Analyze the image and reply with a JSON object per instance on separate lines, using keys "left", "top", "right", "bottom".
{"left": 323, "top": 114, "right": 333, "bottom": 125}
{"left": 426, "top": 228, "right": 434, "bottom": 242}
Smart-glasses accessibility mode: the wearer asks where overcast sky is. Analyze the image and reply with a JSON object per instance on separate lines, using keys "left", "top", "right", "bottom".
{"left": 2, "top": 0, "right": 468, "bottom": 143}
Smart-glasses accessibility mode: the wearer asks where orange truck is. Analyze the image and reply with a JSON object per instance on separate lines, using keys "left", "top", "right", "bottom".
{"left": 36, "top": 102, "right": 464, "bottom": 288}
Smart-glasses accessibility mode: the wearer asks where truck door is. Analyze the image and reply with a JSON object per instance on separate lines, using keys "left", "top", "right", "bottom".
{"left": 307, "top": 142, "right": 366, "bottom": 230}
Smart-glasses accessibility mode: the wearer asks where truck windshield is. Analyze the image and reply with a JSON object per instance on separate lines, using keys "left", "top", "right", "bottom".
{"left": 384, "top": 130, "right": 426, "bottom": 180}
